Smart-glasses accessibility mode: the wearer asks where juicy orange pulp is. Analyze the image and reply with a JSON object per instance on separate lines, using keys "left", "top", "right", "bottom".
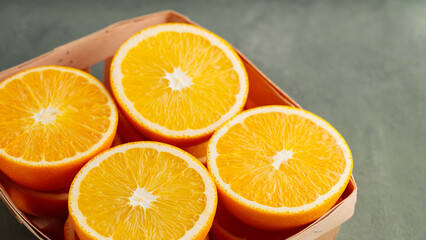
{"left": 0, "top": 66, "right": 117, "bottom": 190}
{"left": 69, "top": 142, "right": 217, "bottom": 240}
{"left": 208, "top": 106, "right": 353, "bottom": 230}
{"left": 215, "top": 112, "right": 346, "bottom": 207}
{"left": 111, "top": 23, "right": 248, "bottom": 146}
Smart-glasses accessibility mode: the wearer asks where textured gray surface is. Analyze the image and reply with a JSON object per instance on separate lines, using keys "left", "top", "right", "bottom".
{"left": 1, "top": 0, "right": 425, "bottom": 239}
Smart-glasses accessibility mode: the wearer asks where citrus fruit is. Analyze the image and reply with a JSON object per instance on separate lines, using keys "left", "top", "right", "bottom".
{"left": 0, "top": 65, "right": 118, "bottom": 190}
{"left": 103, "top": 75, "right": 145, "bottom": 143}
{"left": 0, "top": 172, "right": 68, "bottom": 217}
{"left": 110, "top": 23, "right": 248, "bottom": 146}
{"left": 207, "top": 105, "right": 353, "bottom": 230}
{"left": 182, "top": 141, "right": 208, "bottom": 165}
{"left": 211, "top": 200, "right": 303, "bottom": 240}
{"left": 65, "top": 217, "right": 80, "bottom": 240}
{"left": 64, "top": 217, "right": 211, "bottom": 240}
{"left": 69, "top": 141, "right": 217, "bottom": 240}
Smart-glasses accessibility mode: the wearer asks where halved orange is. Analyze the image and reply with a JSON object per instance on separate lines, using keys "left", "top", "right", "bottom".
{"left": 182, "top": 141, "right": 208, "bottom": 165}
{"left": 207, "top": 106, "right": 353, "bottom": 230}
{"left": 0, "top": 172, "right": 68, "bottom": 217}
{"left": 64, "top": 217, "right": 211, "bottom": 240}
{"left": 103, "top": 71, "right": 145, "bottom": 143}
{"left": 110, "top": 23, "right": 248, "bottom": 146}
{"left": 69, "top": 141, "right": 217, "bottom": 240}
{"left": 0, "top": 66, "right": 118, "bottom": 190}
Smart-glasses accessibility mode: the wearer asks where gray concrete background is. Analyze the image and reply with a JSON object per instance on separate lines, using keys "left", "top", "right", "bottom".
{"left": 1, "top": 0, "right": 425, "bottom": 239}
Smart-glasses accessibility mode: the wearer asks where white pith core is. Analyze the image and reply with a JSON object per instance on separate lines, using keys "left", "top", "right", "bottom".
{"left": 128, "top": 187, "right": 158, "bottom": 208}
{"left": 164, "top": 67, "right": 193, "bottom": 91}
{"left": 272, "top": 149, "right": 293, "bottom": 170}
{"left": 33, "top": 106, "right": 60, "bottom": 124}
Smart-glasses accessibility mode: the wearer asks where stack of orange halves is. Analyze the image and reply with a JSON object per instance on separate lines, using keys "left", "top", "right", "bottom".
{"left": 0, "top": 23, "right": 353, "bottom": 240}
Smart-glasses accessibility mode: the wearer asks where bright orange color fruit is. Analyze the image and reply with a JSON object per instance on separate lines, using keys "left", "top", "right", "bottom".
{"left": 207, "top": 105, "right": 353, "bottom": 230}
{"left": 69, "top": 141, "right": 217, "bottom": 240}
{"left": 64, "top": 217, "right": 211, "bottom": 240}
{"left": 211, "top": 200, "right": 303, "bottom": 240}
{"left": 103, "top": 75, "right": 145, "bottom": 144}
{"left": 110, "top": 23, "right": 248, "bottom": 146}
{"left": 0, "top": 172, "right": 68, "bottom": 218}
{"left": 0, "top": 66, "right": 118, "bottom": 191}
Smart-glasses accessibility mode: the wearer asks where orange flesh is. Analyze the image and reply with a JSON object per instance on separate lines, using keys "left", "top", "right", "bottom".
{"left": 120, "top": 31, "right": 240, "bottom": 130}
{"left": 77, "top": 147, "right": 207, "bottom": 239}
{"left": 215, "top": 112, "right": 346, "bottom": 207}
{"left": 0, "top": 69, "right": 111, "bottom": 162}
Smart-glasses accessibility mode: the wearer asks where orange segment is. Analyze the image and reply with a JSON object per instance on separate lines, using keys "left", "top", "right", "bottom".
{"left": 111, "top": 23, "right": 248, "bottom": 146}
{"left": 69, "top": 142, "right": 217, "bottom": 240}
{"left": 0, "top": 66, "right": 118, "bottom": 190}
{"left": 207, "top": 106, "right": 353, "bottom": 230}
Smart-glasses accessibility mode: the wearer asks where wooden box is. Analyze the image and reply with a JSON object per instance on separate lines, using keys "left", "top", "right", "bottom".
{"left": 0, "top": 10, "right": 357, "bottom": 240}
